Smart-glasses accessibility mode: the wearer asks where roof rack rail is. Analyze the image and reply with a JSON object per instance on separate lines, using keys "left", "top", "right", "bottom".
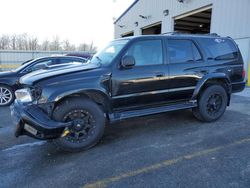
{"left": 161, "top": 32, "right": 220, "bottom": 37}
{"left": 161, "top": 31, "right": 181, "bottom": 35}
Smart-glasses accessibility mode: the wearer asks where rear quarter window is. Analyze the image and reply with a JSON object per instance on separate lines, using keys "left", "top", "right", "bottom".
{"left": 199, "top": 38, "right": 238, "bottom": 60}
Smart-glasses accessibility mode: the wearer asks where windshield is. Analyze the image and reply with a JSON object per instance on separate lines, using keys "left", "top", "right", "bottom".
{"left": 90, "top": 40, "right": 129, "bottom": 65}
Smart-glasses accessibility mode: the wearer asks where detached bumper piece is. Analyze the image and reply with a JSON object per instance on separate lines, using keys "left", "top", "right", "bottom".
{"left": 10, "top": 101, "right": 72, "bottom": 140}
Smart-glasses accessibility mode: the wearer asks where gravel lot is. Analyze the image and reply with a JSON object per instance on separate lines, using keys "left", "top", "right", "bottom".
{"left": 0, "top": 89, "right": 250, "bottom": 188}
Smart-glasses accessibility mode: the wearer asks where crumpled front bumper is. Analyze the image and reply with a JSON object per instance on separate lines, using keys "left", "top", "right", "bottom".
{"left": 10, "top": 101, "right": 72, "bottom": 140}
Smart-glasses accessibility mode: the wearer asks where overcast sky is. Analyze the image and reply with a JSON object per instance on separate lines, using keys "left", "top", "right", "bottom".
{"left": 0, "top": 0, "right": 134, "bottom": 49}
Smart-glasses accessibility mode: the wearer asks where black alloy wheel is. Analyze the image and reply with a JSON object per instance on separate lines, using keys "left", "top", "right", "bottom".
{"left": 192, "top": 85, "right": 228, "bottom": 122}
{"left": 63, "top": 109, "right": 96, "bottom": 143}
{"left": 52, "top": 98, "right": 106, "bottom": 152}
{"left": 206, "top": 93, "right": 223, "bottom": 117}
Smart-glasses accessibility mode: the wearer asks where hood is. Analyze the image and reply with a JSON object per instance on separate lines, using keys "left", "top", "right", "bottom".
{"left": 20, "top": 62, "right": 100, "bottom": 85}
{"left": 0, "top": 70, "right": 16, "bottom": 78}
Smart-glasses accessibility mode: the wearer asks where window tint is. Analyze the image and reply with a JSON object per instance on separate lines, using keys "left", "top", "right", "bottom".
{"left": 200, "top": 38, "right": 238, "bottom": 60}
{"left": 168, "top": 40, "right": 202, "bottom": 64}
{"left": 126, "top": 40, "right": 163, "bottom": 66}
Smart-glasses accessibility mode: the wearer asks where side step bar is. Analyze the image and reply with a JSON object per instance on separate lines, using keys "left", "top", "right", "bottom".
{"left": 109, "top": 101, "right": 197, "bottom": 122}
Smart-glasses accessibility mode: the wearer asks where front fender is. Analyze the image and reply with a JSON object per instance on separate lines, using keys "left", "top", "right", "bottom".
{"left": 53, "top": 87, "right": 111, "bottom": 102}
{"left": 38, "top": 73, "right": 111, "bottom": 104}
{"left": 191, "top": 72, "right": 232, "bottom": 100}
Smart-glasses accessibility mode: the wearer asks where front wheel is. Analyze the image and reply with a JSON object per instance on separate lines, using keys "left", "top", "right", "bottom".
{"left": 52, "top": 98, "right": 106, "bottom": 152}
{"left": 192, "top": 85, "right": 228, "bottom": 122}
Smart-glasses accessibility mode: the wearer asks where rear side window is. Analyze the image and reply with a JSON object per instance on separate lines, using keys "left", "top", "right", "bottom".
{"left": 199, "top": 38, "right": 238, "bottom": 60}
{"left": 168, "top": 40, "right": 202, "bottom": 64}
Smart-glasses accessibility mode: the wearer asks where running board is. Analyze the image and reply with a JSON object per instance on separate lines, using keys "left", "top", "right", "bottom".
{"left": 109, "top": 101, "right": 197, "bottom": 122}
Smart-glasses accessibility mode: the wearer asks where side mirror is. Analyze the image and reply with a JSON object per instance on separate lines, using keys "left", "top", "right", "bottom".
{"left": 121, "top": 55, "right": 135, "bottom": 69}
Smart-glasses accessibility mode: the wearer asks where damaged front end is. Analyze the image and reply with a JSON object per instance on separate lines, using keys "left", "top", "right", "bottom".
{"left": 10, "top": 101, "right": 72, "bottom": 140}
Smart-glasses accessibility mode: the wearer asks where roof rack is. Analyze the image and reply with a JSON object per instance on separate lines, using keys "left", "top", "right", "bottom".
{"left": 161, "top": 31, "right": 181, "bottom": 35}
{"left": 161, "top": 32, "right": 220, "bottom": 37}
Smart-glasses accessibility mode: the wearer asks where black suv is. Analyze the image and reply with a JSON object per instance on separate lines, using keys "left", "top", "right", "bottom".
{"left": 11, "top": 34, "right": 245, "bottom": 152}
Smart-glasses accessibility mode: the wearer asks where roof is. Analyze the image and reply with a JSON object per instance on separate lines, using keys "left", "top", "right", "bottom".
{"left": 114, "top": 0, "right": 139, "bottom": 24}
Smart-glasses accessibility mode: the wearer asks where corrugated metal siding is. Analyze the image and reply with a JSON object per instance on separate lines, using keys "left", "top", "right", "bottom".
{"left": 0, "top": 50, "right": 89, "bottom": 71}
{"left": 115, "top": 0, "right": 250, "bottom": 39}
{"left": 235, "top": 38, "right": 250, "bottom": 80}
{"left": 212, "top": 0, "right": 250, "bottom": 39}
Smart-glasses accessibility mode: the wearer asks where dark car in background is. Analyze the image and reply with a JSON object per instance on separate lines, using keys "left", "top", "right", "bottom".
{"left": 0, "top": 55, "right": 87, "bottom": 106}
{"left": 66, "top": 53, "right": 93, "bottom": 60}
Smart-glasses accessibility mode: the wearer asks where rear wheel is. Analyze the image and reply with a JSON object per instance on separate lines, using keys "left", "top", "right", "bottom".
{"left": 0, "top": 84, "right": 14, "bottom": 106}
{"left": 52, "top": 98, "right": 105, "bottom": 152}
{"left": 192, "top": 85, "right": 228, "bottom": 122}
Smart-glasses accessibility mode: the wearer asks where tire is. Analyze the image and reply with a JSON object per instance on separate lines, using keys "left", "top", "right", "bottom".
{"left": 0, "top": 84, "right": 15, "bottom": 106}
{"left": 192, "top": 85, "right": 228, "bottom": 122}
{"left": 192, "top": 107, "right": 203, "bottom": 121}
{"left": 52, "top": 97, "right": 106, "bottom": 152}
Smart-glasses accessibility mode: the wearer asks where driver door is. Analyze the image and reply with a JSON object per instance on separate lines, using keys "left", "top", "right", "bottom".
{"left": 111, "top": 39, "right": 169, "bottom": 110}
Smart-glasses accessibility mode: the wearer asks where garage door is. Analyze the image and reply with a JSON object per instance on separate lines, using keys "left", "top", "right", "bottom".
{"left": 174, "top": 6, "right": 212, "bottom": 34}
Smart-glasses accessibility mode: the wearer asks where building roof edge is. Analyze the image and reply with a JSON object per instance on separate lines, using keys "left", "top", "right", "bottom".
{"left": 114, "top": 0, "right": 139, "bottom": 24}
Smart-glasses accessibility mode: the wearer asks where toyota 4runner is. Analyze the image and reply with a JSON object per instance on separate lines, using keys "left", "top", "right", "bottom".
{"left": 11, "top": 34, "right": 246, "bottom": 152}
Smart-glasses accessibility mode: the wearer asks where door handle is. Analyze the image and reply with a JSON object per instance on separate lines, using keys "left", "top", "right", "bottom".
{"left": 155, "top": 72, "right": 165, "bottom": 77}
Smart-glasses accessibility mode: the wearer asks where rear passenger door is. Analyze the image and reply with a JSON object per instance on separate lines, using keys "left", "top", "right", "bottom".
{"left": 167, "top": 39, "right": 207, "bottom": 101}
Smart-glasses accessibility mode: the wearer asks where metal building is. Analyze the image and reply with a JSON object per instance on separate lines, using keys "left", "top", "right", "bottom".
{"left": 114, "top": 0, "right": 250, "bottom": 85}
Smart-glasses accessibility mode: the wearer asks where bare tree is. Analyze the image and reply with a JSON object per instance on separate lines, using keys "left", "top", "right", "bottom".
{"left": 16, "top": 33, "right": 28, "bottom": 50}
{"left": 78, "top": 43, "right": 87, "bottom": 51}
{"left": 41, "top": 39, "right": 50, "bottom": 51}
{"left": 0, "top": 35, "right": 10, "bottom": 50}
{"left": 0, "top": 33, "right": 97, "bottom": 52}
{"left": 10, "top": 34, "right": 17, "bottom": 50}
{"left": 78, "top": 42, "right": 97, "bottom": 53}
{"left": 63, "top": 40, "right": 76, "bottom": 51}
{"left": 28, "top": 36, "right": 38, "bottom": 50}
{"left": 88, "top": 41, "right": 97, "bottom": 52}
{"left": 50, "top": 36, "right": 61, "bottom": 51}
